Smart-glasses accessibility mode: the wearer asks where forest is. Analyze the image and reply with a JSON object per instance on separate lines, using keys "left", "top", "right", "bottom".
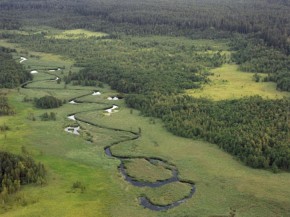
{"left": 0, "top": 151, "right": 46, "bottom": 202}
{"left": 0, "top": 47, "right": 32, "bottom": 88}
{"left": 126, "top": 94, "right": 290, "bottom": 171}
{"left": 1, "top": 0, "right": 290, "bottom": 54}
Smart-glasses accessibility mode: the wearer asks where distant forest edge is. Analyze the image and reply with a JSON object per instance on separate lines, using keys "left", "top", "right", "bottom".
{"left": 1, "top": 0, "right": 290, "bottom": 52}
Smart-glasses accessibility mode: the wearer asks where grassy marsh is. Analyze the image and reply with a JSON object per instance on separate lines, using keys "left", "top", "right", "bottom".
{"left": 187, "top": 64, "right": 290, "bottom": 100}
{"left": 1, "top": 30, "right": 290, "bottom": 217}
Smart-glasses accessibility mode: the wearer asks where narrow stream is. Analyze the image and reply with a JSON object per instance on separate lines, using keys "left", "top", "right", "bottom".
{"left": 22, "top": 67, "right": 196, "bottom": 211}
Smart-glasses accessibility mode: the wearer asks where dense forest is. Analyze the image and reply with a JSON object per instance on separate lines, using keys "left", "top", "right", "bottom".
{"left": 0, "top": 47, "right": 32, "bottom": 88}
{"left": 1, "top": 0, "right": 290, "bottom": 53}
{"left": 126, "top": 94, "right": 290, "bottom": 171}
{"left": 0, "top": 151, "right": 46, "bottom": 202}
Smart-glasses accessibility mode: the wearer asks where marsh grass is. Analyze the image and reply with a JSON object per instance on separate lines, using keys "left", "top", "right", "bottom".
{"left": 46, "top": 29, "right": 108, "bottom": 39}
{"left": 1, "top": 32, "right": 290, "bottom": 217}
{"left": 187, "top": 64, "right": 290, "bottom": 100}
{"left": 123, "top": 158, "right": 173, "bottom": 182}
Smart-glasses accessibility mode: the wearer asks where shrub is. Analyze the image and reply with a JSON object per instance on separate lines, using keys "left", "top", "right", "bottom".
{"left": 35, "top": 95, "right": 62, "bottom": 109}
{"left": 40, "top": 112, "right": 57, "bottom": 121}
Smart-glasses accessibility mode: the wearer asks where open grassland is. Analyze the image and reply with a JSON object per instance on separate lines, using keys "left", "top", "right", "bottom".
{"left": 0, "top": 27, "right": 108, "bottom": 40}
{"left": 187, "top": 64, "right": 290, "bottom": 100}
{"left": 190, "top": 39, "right": 229, "bottom": 50}
{"left": 145, "top": 182, "right": 193, "bottom": 206}
{"left": 1, "top": 35, "right": 290, "bottom": 217}
{"left": 46, "top": 29, "right": 109, "bottom": 39}
{"left": 0, "top": 58, "right": 154, "bottom": 217}
{"left": 0, "top": 39, "right": 73, "bottom": 66}
{"left": 123, "top": 159, "right": 173, "bottom": 182}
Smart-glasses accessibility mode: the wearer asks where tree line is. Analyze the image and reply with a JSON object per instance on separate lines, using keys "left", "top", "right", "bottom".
{"left": 1, "top": 0, "right": 290, "bottom": 53}
{"left": 0, "top": 151, "right": 46, "bottom": 203}
{"left": 231, "top": 36, "right": 290, "bottom": 91}
{"left": 0, "top": 47, "right": 32, "bottom": 88}
{"left": 126, "top": 94, "right": 290, "bottom": 171}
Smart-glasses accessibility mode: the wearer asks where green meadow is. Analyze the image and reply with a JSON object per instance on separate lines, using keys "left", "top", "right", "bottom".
{"left": 46, "top": 29, "right": 109, "bottom": 39}
{"left": 187, "top": 64, "right": 290, "bottom": 100}
{"left": 123, "top": 158, "right": 173, "bottom": 182}
{"left": 1, "top": 30, "right": 290, "bottom": 217}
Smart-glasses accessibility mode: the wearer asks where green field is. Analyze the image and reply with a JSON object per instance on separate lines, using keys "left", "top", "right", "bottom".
{"left": 187, "top": 64, "right": 290, "bottom": 100}
{"left": 1, "top": 31, "right": 290, "bottom": 217}
{"left": 123, "top": 158, "right": 173, "bottom": 182}
{"left": 46, "top": 29, "right": 109, "bottom": 39}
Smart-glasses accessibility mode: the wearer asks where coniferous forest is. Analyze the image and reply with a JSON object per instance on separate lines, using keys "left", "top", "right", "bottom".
{"left": 1, "top": 0, "right": 290, "bottom": 54}
{"left": 0, "top": 47, "right": 32, "bottom": 88}
{"left": 126, "top": 95, "right": 290, "bottom": 170}
{"left": 0, "top": 151, "right": 46, "bottom": 198}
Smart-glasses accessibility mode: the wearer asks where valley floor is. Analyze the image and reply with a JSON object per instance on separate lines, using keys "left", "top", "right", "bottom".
{"left": 0, "top": 35, "right": 290, "bottom": 217}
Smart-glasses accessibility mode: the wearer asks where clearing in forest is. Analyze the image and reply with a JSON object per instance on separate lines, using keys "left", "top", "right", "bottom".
{"left": 187, "top": 64, "right": 290, "bottom": 100}
{"left": 47, "top": 29, "right": 108, "bottom": 39}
